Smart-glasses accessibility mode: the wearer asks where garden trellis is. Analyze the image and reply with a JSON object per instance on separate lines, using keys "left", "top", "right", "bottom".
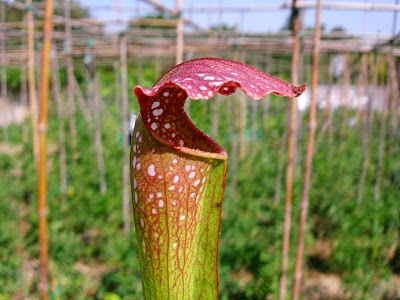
{"left": 0, "top": 0, "right": 399, "bottom": 299}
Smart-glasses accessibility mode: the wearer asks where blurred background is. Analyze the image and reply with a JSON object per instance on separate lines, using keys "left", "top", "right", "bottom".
{"left": 0, "top": 0, "right": 399, "bottom": 299}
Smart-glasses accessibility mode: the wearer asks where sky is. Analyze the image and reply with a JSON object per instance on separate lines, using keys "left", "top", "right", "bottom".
{"left": 78, "top": 0, "right": 400, "bottom": 36}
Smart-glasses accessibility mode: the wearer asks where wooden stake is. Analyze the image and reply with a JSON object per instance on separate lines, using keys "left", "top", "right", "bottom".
{"left": 26, "top": 0, "right": 39, "bottom": 170}
{"left": 292, "top": 0, "right": 321, "bottom": 299}
{"left": 238, "top": 90, "right": 247, "bottom": 160}
{"left": 136, "top": 53, "right": 143, "bottom": 85}
{"left": 356, "top": 54, "right": 371, "bottom": 205}
{"left": 155, "top": 54, "right": 162, "bottom": 79}
{"left": 239, "top": 53, "right": 247, "bottom": 160}
{"left": 51, "top": 54, "right": 68, "bottom": 197}
{"left": 261, "top": 56, "right": 272, "bottom": 133}
{"left": 341, "top": 53, "right": 351, "bottom": 132}
{"left": 1, "top": 1, "right": 8, "bottom": 144}
{"left": 20, "top": 60, "right": 29, "bottom": 142}
{"left": 279, "top": 0, "right": 301, "bottom": 298}
{"left": 374, "top": 55, "right": 388, "bottom": 201}
{"left": 64, "top": 0, "right": 78, "bottom": 153}
{"left": 120, "top": 35, "right": 131, "bottom": 234}
{"left": 262, "top": 96, "right": 270, "bottom": 134}
{"left": 387, "top": 55, "right": 399, "bottom": 157}
{"left": 72, "top": 75, "right": 92, "bottom": 126}
{"left": 211, "top": 94, "right": 221, "bottom": 137}
{"left": 273, "top": 122, "right": 288, "bottom": 205}
{"left": 92, "top": 72, "right": 107, "bottom": 195}
{"left": 175, "top": 0, "right": 184, "bottom": 65}
{"left": 37, "top": 0, "right": 53, "bottom": 298}
{"left": 113, "top": 61, "right": 121, "bottom": 115}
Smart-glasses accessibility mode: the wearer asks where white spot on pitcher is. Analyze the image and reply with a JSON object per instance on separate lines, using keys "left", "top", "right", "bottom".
{"left": 153, "top": 108, "right": 163, "bottom": 117}
{"left": 147, "top": 164, "right": 156, "bottom": 176}
{"left": 151, "top": 101, "right": 160, "bottom": 109}
{"left": 151, "top": 122, "right": 158, "bottom": 130}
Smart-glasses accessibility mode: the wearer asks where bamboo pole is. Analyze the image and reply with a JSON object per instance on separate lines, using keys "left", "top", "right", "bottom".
{"left": 262, "top": 96, "right": 270, "bottom": 134}
{"left": 120, "top": 35, "right": 130, "bottom": 234}
{"left": 261, "top": 56, "right": 272, "bottom": 133}
{"left": 326, "top": 55, "right": 334, "bottom": 160}
{"left": 250, "top": 96, "right": 258, "bottom": 141}
{"left": 51, "top": 54, "right": 68, "bottom": 197}
{"left": 374, "top": 55, "right": 388, "bottom": 201}
{"left": 279, "top": 1, "right": 301, "bottom": 298}
{"left": 230, "top": 136, "right": 239, "bottom": 193}
{"left": 211, "top": 94, "right": 222, "bottom": 137}
{"left": 391, "top": 2, "right": 399, "bottom": 138}
{"left": 113, "top": 61, "right": 121, "bottom": 115}
{"left": 20, "top": 58, "right": 29, "bottom": 142}
{"left": 176, "top": 0, "right": 187, "bottom": 115}
{"left": 239, "top": 52, "right": 247, "bottom": 160}
{"left": 91, "top": 72, "right": 107, "bottom": 195}
{"left": 176, "top": 0, "right": 184, "bottom": 65}
{"left": 155, "top": 54, "right": 161, "bottom": 79}
{"left": 387, "top": 55, "right": 399, "bottom": 157}
{"left": 356, "top": 54, "right": 371, "bottom": 205}
{"left": 26, "top": 0, "right": 40, "bottom": 170}
{"left": 238, "top": 89, "right": 247, "bottom": 160}
{"left": 1, "top": 1, "right": 8, "bottom": 144}
{"left": 273, "top": 123, "right": 288, "bottom": 205}
{"left": 287, "top": 1, "right": 400, "bottom": 11}
{"left": 37, "top": 0, "right": 54, "bottom": 298}
{"left": 1, "top": 17, "right": 181, "bottom": 29}
{"left": 136, "top": 54, "right": 143, "bottom": 86}
{"left": 72, "top": 75, "right": 92, "bottom": 126}
{"left": 292, "top": 0, "right": 321, "bottom": 299}
{"left": 314, "top": 55, "right": 332, "bottom": 154}
{"left": 340, "top": 53, "right": 351, "bottom": 133}
{"left": 64, "top": 0, "right": 78, "bottom": 154}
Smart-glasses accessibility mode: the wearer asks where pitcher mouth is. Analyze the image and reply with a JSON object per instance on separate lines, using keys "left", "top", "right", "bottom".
{"left": 133, "top": 58, "right": 306, "bottom": 161}
{"left": 134, "top": 84, "right": 228, "bottom": 161}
